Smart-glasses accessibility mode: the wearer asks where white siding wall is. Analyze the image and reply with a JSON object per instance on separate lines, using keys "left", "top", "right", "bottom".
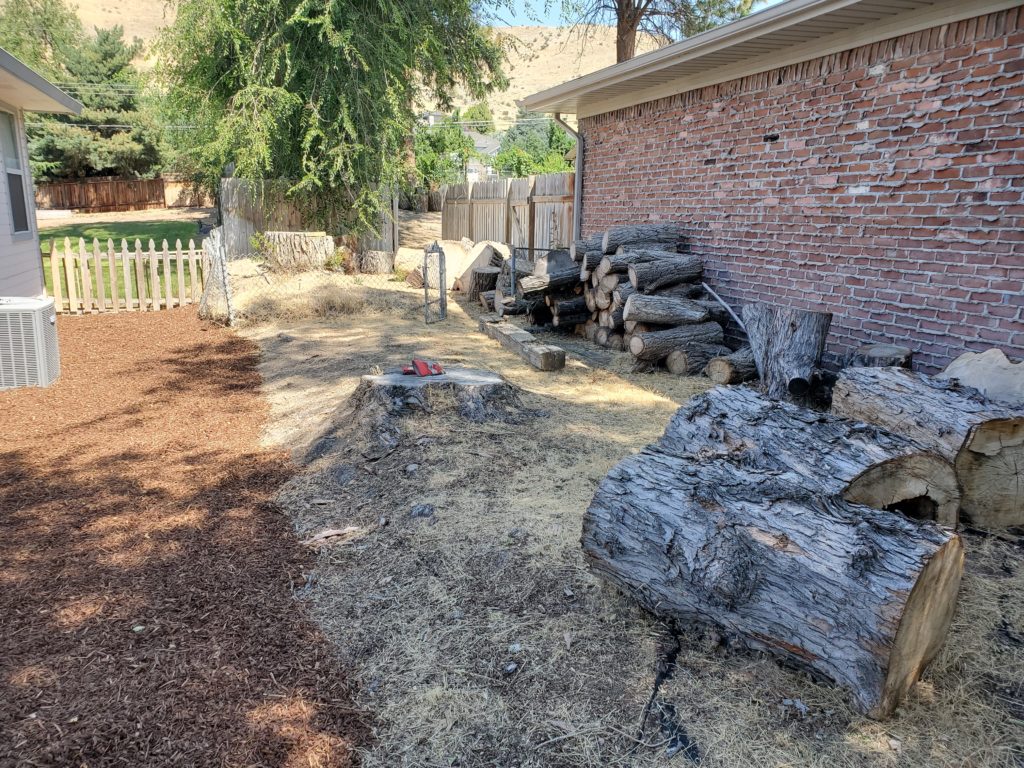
{"left": 0, "top": 101, "right": 44, "bottom": 297}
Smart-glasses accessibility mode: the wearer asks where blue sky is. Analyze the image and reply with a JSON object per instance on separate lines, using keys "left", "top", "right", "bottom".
{"left": 497, "top": 0, "right": 784, "bottom": 27}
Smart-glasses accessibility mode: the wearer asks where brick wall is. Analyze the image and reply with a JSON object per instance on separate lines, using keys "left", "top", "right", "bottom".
{"left": 580, "top": 8, "right": 1024, "bottom": 372}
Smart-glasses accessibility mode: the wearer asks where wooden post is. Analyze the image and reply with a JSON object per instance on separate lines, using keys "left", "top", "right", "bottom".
{"left": 188, "top": 239, "right": 200, "bottom": 303}
{"left": 79, "top": 238, "right": 94, "bottom": 313}
{"left": 121, "top": 240, "right": 134, "bottom": 311}
{"left": 92, "top": 238, "right": 106, "bottom": 311}
{"left": 162, "top": 240, "right": 173, "bottom": 309}
{"left": 175, "top": 239, "right": 186, "bottom": 307}
{"left": 48, "top": 242, "right": 63, "bottom": 313}
{"left": 134, "top": 240, "right": 147, "bottom": 310}
{"left": 106, "top": 239, "right": 118, "bottom": 313}
{"left": 63, "top": 238, "right": 79, "bottom": 314}
{"left": 149, "top": 240, "right": 160, "bottom": 309}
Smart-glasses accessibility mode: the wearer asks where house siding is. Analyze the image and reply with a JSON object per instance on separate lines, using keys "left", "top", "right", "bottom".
{"left": 0, "top": 102, "right": 44, "bottom": 298}
{"left": 579, "top": 7, "right": 1024, "bottom": 372}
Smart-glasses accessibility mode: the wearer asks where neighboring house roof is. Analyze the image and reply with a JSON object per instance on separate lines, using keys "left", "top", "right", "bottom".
{"left": 467, "top": 130, "right": 500, "bottom": 157}
{"left": 0, "top": 48, "right": 82, "bottom": 114}
{"left": 523, "top": 0, "right": 1020, "bottom": 118}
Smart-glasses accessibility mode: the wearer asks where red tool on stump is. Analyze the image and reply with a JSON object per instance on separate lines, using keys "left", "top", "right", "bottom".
{"left": 402, "top": 358, "right": 445, "bottom": 376}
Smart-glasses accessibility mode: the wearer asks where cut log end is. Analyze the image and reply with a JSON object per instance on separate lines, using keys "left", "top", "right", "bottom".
{"left": 957, "top": 418, "right": 1024, "bottom": 529}
{"left": 844, "top": 454, "right": 960, "bottom": 528}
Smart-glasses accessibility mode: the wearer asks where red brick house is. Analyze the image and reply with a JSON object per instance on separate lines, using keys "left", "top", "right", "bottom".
{"left": 524, "top": 0, "right": 1024, "bottom": 372}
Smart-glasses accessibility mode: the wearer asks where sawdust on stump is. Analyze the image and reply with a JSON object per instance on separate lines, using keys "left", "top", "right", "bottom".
{"left": 0, "top": 309, "right": 368, "bottom": 766}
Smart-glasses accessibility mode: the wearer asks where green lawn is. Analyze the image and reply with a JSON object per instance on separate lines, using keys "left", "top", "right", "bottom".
{"left": 40, "top": 220, "right": 206, "bottom": 308}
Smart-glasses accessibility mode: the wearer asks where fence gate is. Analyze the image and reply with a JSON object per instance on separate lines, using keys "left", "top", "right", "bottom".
{"left": 423, "top": 242, "right": 447, "bottom": 324}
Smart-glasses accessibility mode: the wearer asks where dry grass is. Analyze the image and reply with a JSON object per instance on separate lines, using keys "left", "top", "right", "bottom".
{"left": 240, "top": 287, "right": 1023, "bottom": 768}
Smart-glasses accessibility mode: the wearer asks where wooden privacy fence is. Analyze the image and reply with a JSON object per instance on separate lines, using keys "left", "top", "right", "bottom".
{"left": 46, "top": 238, "right": 207, "bottom": 314}
{"left": 441, "top": 172, "right": 574, "bottom": 254}
{"left": 35, "top": 178, "right": 166, "bottom": 213}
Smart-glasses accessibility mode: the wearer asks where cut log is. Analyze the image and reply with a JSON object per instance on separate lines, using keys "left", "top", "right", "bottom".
{"left": 598, "top": 273, "right": 620, "bottom": 293}
{"left": 832, "top": 367, "right": 1024, "bottom": 528}
{"left": 594, "top": 250, "right": 676, "bottom": 282}
{"left": 742, "top": 302, "right": 833, "bottom": 400}
{"left": 598, "top": 307, "right": 624, "bottom": 329}
{"left": 628, "top": 321, "right": 724, "bottom": 361}
{"left": 649, "top": 282, "right": 703, "bottom": 300}
{"left": 519, "top": 268, "right": 581, "bottom": 297}
{"left": 570, "top": 234, "right": 603, "bottom": 261}
{"left": 663, "top": 386, "right": 961, "bottom": 527}
{"left": 665, "top": 343, "right": 732, "bottom": 375}
{"left": 628, "top": 256, "right": 703, "bottom": 292}
{"left": 552, "top": 295, "right": 587, "bottom": 318}
{"left": 553, "top": 311, "right": 590, "bottom": 328}
{"left": 579, "top": 251, "right": 603, "bottom": 281}
{"left": 584, "top": 287, "right": 598, "bottom": 313}
{"left": 358, "top": 249, "right": 395, "bottom": 275}
{"left": 478, "top": 318, "right": 565, "bottom": 371}
{"left": 616, "top": 242, "right": 678, "bottom": 254}
{"left": 494, "top": 289, "right": 529, "bottom": 318}
{"left": 467, "top": 266, "right": 500, "bottom": 302}
{"left": 584, "top": 319, "right": 600, "bottom": 343}
{"left": 623, "top": 293, "right": 710, "bottom": 326}
{"left": 705, "top": 346, "right": 758, "bottom": 385}
{"left": 583, "top": 441, "right": 964, "bottom": 718}
{"left": 611, "top": 284, "right": 636, "bottom": 311}
{"left": 533, "top": 249, "right": 573, "bottom": 276}
{"left": 526, "top": 301, "right": 553, "bottom": 327}
{"left": 595, "top": 289, "right": 614, "bottom": 311}
{"left": 937, "top": 348, "right": 1024, "bottom": 407}
{"left": 479, "top": 289, "right": 496, "bottom": 312}
{"left": 601, "top": 223, "right": 685, "bottom": 254}
{"left": 847, "top": 343, "right": 913, "bottom": 369}
{"left": 694, "top": 298, "right": 730, "bottom": 325}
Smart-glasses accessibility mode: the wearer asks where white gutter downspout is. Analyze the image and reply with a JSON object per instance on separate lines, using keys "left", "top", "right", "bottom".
{"left": 553, "top": 112, "right": 582, "bottom": 242}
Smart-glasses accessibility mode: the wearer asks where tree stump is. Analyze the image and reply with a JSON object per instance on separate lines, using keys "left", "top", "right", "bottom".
{"left": 261, "top": 231, "right": 335, "bottom": 272}
{"left": 358, "top": 249, "right": 395, "bottom": 274}
{"left": 705, "top": 346, "right": 758, "bottom": 385}
{"left": 742, "top": 302, "right": 833, "bottom": 400}
{"left": 663, "top": 386, "right": 961, "bottom": 526}
{"left": 583, "top": 430, "right": 964, "bottom": 718}
{"left": 832, "top": 366, "right": 1024, "bottom": 528}
{"left": 847, "top": 344, "right": 913, "bottom": 369}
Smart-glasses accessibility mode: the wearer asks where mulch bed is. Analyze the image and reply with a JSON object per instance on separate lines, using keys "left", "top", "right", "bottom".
{"left": 0, "top": 309, "right": 368, "bottom": 767}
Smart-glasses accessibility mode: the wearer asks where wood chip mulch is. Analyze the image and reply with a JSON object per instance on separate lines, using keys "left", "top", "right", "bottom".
{"left": 0, "top": 309, "right": 368, "bottom": 767}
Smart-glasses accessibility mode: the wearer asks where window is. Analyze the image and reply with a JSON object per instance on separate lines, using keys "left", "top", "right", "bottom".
{"left": 0, "top": 111, "right": 29, "bottom": 233}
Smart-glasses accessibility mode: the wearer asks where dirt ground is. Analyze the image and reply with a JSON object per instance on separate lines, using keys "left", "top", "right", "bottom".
{"left": 241, "top": 292, "right": 1024, "bottom": 768}
{"left": 0, "top": 310, "right": 366, "bottom": 766}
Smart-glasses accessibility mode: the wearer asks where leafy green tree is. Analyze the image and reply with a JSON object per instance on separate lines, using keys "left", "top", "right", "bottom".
{"left": 493, "top": 111, "right": 575, "bottom": 177}
{"left": 463, "top": 101, "right": 495, "bottom": 134}
{"left": 415, "top": 118, "right": 476, "bottom": 187}
{"left": 0, "top": 0, "right": 80, "bottom": 80}
{"left": 159, "top": 0, "right": 509, "bottom": 232}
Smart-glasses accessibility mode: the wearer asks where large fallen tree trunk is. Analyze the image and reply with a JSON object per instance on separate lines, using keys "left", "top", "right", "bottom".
{"left": 623, "top": 293, "right": 709, "bottom": 325}
{"left": 583, "top": 440, "right": 964, "bottom": 718}
{"left": 832, "top": 367, "right": 1024, "bottom": 528}
{"left": 742, "top": 302, "right": 833, "bottom": 399}
{"left": 602, "top": 223, "right": 685, "bottom": 254}
{"left": 664, "top": 386, "right": 961, "bottom": 526}
{"left": 628, "top": 321, "right": 724, "bottom": 361}
{"left": 628, "top": 256, "right": 703, "bottom": 292}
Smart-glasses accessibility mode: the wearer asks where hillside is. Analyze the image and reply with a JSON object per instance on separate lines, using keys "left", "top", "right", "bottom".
{"left": 70, "top": 0, "right": 659, "bottom": 119}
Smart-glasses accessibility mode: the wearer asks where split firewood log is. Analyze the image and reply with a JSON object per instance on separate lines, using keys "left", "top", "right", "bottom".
{"left": 583, "top": 287, "right": 598, "bottom": 313}
{"left": 595, "top": 289, "right": 614, "bottom": 311}
{"left": 628, "top": 321, "right": 724, "bottom": 361}
{"left": 601, "top": 223, "right": 685, "bottom": 254}
{"left": 847, "top": 343, "right": 913, "bottom": 369}
{"left": 583, "top": 443, "right": 964, "bottom": 719}
{"left": 664, "top": 385, "right": 961, "bottom": 526}
{"left": 665, "top": 343, "right": 732, "bottom": 376}
{"left": 832, "top": 366, "right": 1024, "bottom": 528}
{"left": 628, "top": 255, "right": 703, "bottom": 292}
{"left": 623, "top": 293, "right": 709, "bottom": 326}
{"left": 705, "top": 346, "right": 758, "bottom": 384}
{"left": 742, "top": 302, "right": 833, "bottom": 399}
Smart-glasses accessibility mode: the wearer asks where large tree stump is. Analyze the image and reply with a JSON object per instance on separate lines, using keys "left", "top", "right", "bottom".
{"left": 664, "top": 386, "right": 961, "bottom": 526}
{"left": 628, "top": 256, "right": 703, "bottom": 292}
{"left": 665, "top": 343, "right": 732, "bottom": 375}
{"left": 705, "top": 346, "right": 757, "bottom": 385}
{"left": 742, "top": 302, "right": 833, "bottom": 400}
{"left": 583, "top": 435, "right": 964, "bottom": 718}
{"left": 623, "top": 293, "right": 709, "bottom": 325}
{"left": 628, "top": 321, "right": 724, "bottom": 361}
{"left": 832, "top": 367, "right": 1024, "bottom": 528}
{"left": 466, "top": 266, "right": 501, "bottom": 302}
{"left": 357, "top": 249, "right": 395, "bottom": 274}
{"left": 601, "top": 223, "right": 685, "bottom": 254}
{"left": 261, "top": 231, "right": 335, "bottom": 272}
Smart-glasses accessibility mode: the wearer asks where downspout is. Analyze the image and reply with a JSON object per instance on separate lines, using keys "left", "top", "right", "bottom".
{"left": 553, "top": 112, "right": 583, "bottom": 242}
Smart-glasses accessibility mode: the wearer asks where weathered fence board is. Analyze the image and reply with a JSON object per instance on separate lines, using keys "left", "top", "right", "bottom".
{"left": 36, "top": 177, "right": 166, "bottom": 212}
{"left": 44, "top": 237, "right": 206, "bottom": 314}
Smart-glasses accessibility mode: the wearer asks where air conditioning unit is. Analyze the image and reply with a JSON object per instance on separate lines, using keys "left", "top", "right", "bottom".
{"left": 0, "top": 297, "right": 60, "bottom": 389}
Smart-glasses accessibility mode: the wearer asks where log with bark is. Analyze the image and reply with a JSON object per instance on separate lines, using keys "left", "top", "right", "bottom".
{"left": 519, "top": 268, "right": 581, "bottom": 298}
{"left": 616, "top": 242, "right": 679, "bottom": 254}
{"left": 623, "top": 293, "right": 710, "bottom": 326}
{"left": 628, "top": 321, "right": 724, "bottom": 361}
{"left": 664, "top": 386, "right": 961, "bottom": 526}
{"left": 571, "top": 234, "right": 603, "bottom": 261}
{"left": 551, "top": 295, "right": 587, "bottom": 318}
{"left": 553, "top": 311, "right": 589, "bottom": 329}
{"left": 595, "top": 289, "right": 615, "bottom": 311}
{"left": 628, "top": 255, "right": 703, "bottom": 292}
{"left": 650, "top": 282, "right": 704, "bottom": 300}
{"left": 467, "top": 266, "right": 501, "bottom": 302}
{"left": 742, "top": 302, "right": 833, "bottom": 400}
{"left": 595, "top": 327, "right": 625, "bottom": 350}
{"left": 584, "top": 319, "right": 600, "bottom": 343}
{"left": 594, "top": 249, "right": 676, "bottom": 282}
{"left": 526, "top": 302, "right": 553, "bottom": 327}
{"left": 832, "top": 366, "right": 1024, "bottom": 528}
{"left": 601, "top": 223, "right": 686, "bottom": 254}
{"left": 598, "top": 307, "right": 624, "bottom": 329}
{"left": 847, "top": 344, "right": 913, "bottom": 369}
{"left": 611, "top": 284, "right": 636, "bottom": 311}
{"left": 358, "top": 249, "right": 395, "bottom": 275}
{"left": 493, "top": 288, "right": 529, "bottom": 317}
{"left": 578, "top": 251, "right": 603, "bottom": 282}
{"left": 479, "top": 289, "right": 496, "bottom": 312}
{"left": 583, "top": 441, "right": 964, "bottom": 718}
{"left": 705, "top": 346, "right": 758, "bottom": 385}
{"left": 665, "top": 343, "right": 732, "bottom": 375}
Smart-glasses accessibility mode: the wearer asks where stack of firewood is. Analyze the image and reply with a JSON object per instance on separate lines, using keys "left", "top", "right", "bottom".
{"left": 569, "top": 223, "right": 758, "bottom": 382}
